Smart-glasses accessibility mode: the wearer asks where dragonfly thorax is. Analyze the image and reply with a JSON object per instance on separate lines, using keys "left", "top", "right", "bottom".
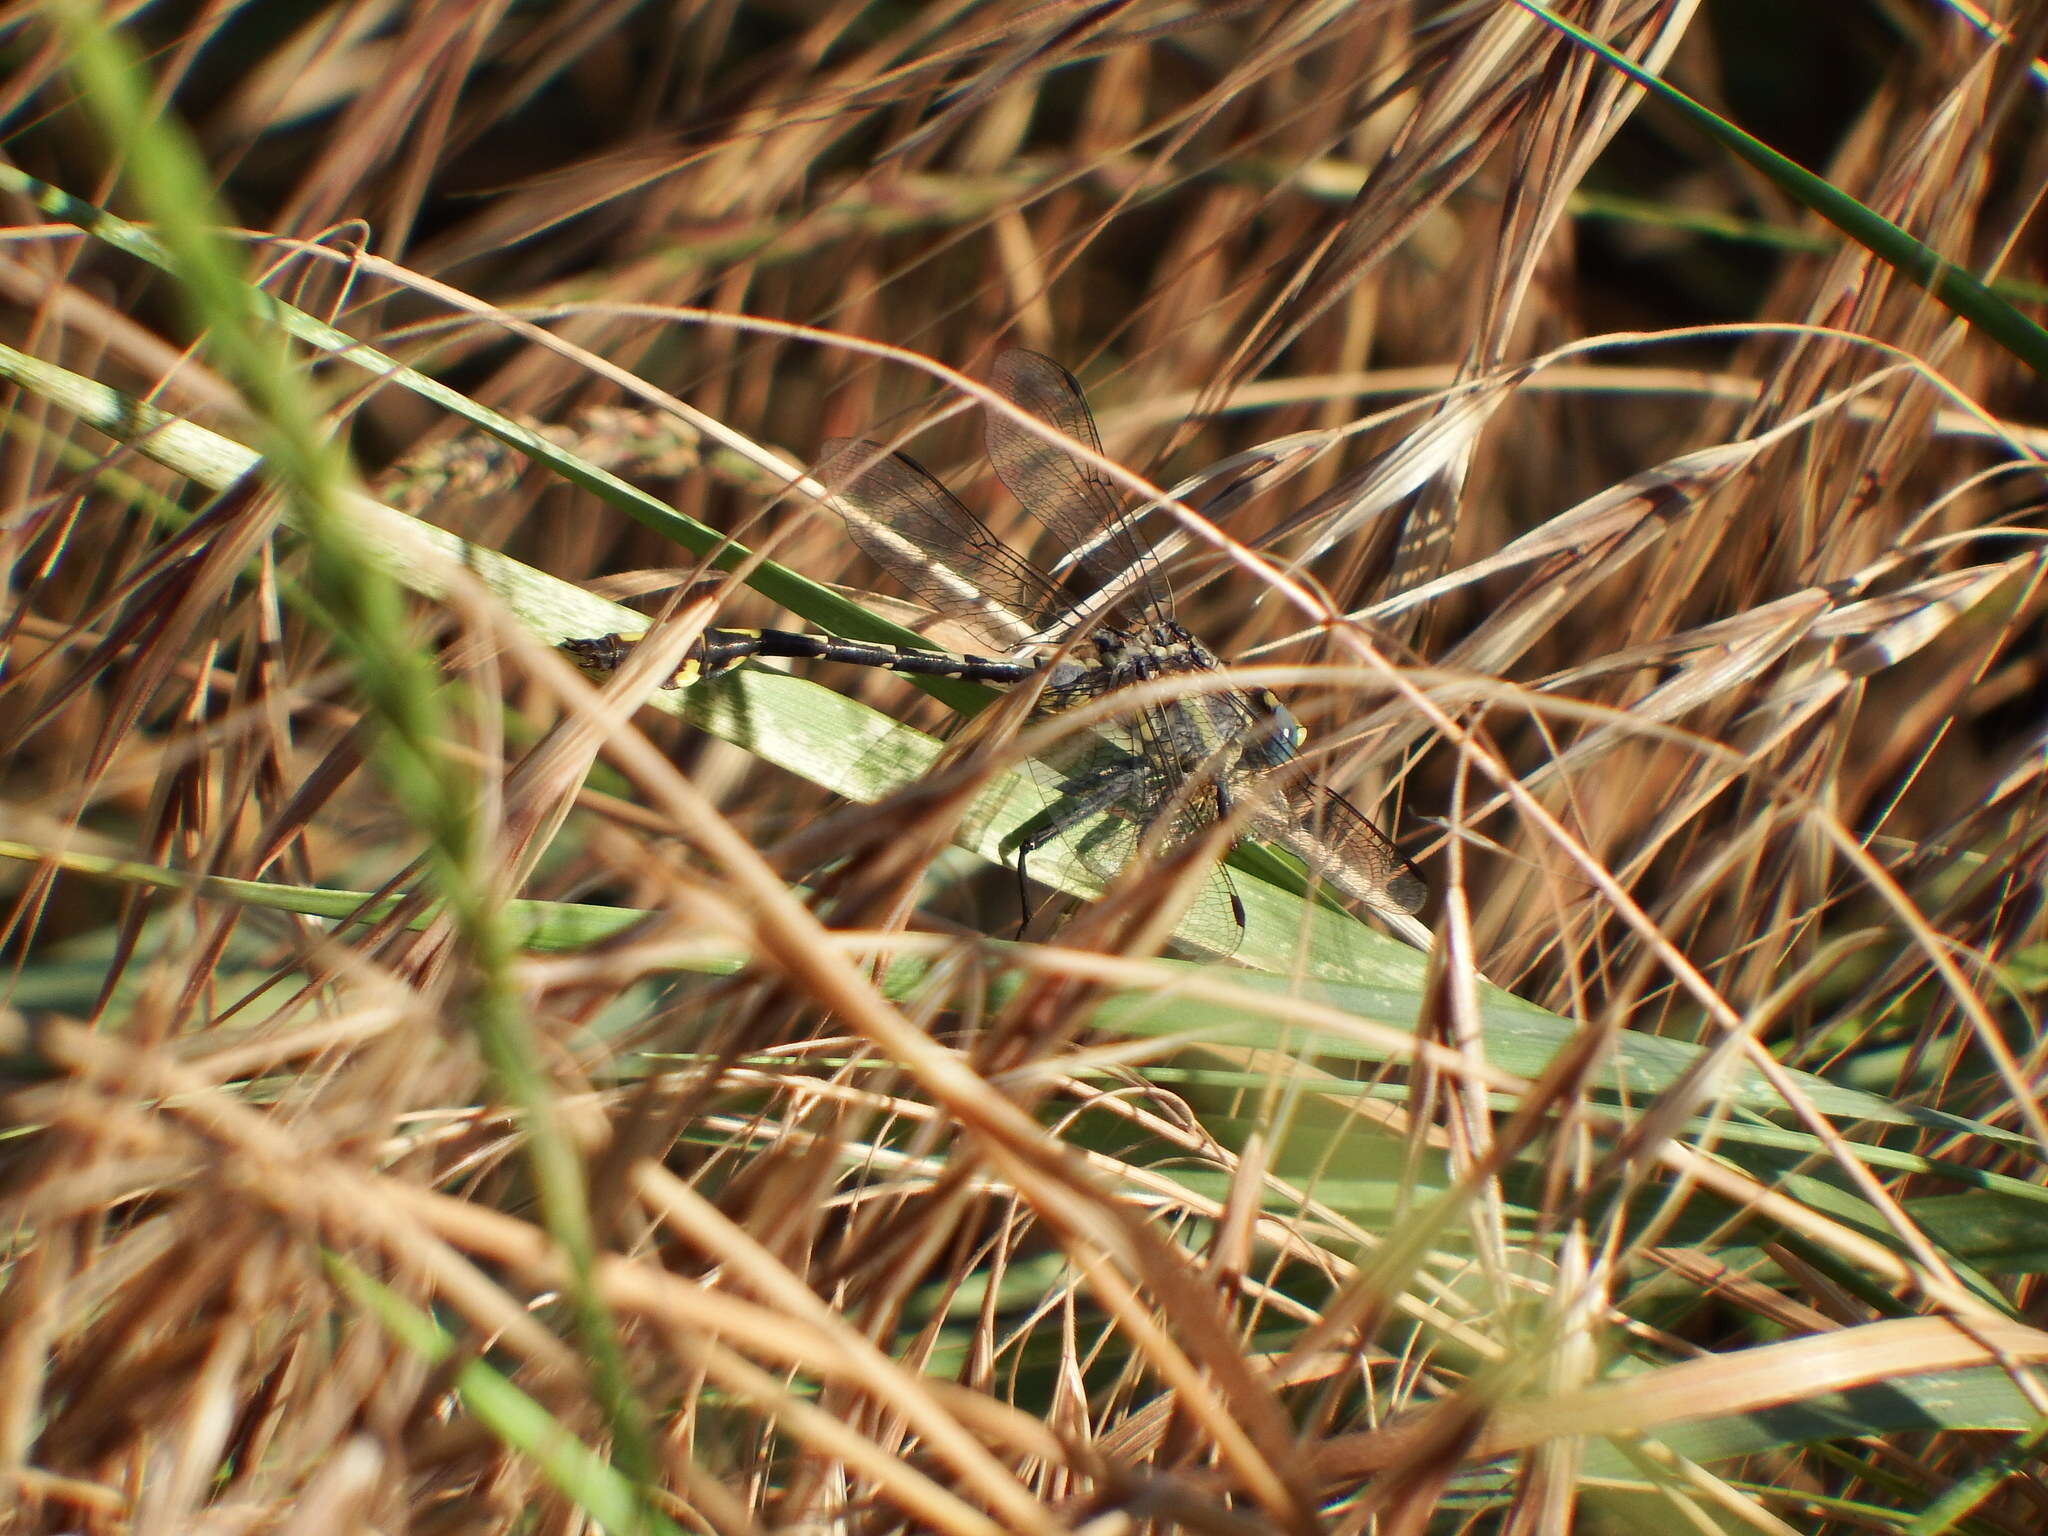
{"left": 1031, "top": 622, "right": 1276, "bottom": 784}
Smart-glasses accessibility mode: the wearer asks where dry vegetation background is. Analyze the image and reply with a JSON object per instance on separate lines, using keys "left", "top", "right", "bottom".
{"left": 3, "top": 2, "right": 2047, "bottom": 1533}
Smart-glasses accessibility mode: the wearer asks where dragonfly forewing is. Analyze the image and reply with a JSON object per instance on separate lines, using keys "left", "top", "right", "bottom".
{"left": 985, "top": 349, "right": 1174, "bottom": 621}
{"left": 817, "top": 438, "right": 1059, "bottom": 651}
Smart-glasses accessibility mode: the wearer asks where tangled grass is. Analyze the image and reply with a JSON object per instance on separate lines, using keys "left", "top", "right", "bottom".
{"left": 2, "top": 4, "right": 2045, "bottom": 1532}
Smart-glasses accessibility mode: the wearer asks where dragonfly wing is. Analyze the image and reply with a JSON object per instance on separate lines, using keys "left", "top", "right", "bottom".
{"left": 818, "top": 438, "right": 1070, "bottom": 650}
{"left": 1009, "top": 718, "right": 1245, "bottom": 951}
{"left": 984, "top": 349, "right": 1173, "bottom": 617}
{"left": 1256, "top": 777, "right": 1427, "bottom": 916}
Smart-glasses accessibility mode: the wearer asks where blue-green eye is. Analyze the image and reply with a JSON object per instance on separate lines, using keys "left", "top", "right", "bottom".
{"left": 1240, "top": 689, "right": 1304, "bottom": 769}
{"left": 1272, "top": 700, "right": 1306, "bottom": 753}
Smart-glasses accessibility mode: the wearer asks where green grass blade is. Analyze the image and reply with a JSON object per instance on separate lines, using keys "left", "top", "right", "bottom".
{"left": 327, "top": 1258, "right": 679, "bottom": 1536}
{"left": 42, "top": 6, "right": 661, "bottom": 1493}
{"left": 0, "top": 163, "right": 977, "bottom": 679}
{"left": 1515, "top": 0, "right": 2048, "bottom": 381}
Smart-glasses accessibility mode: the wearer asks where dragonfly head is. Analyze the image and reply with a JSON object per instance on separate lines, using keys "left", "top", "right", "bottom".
{"left": 1241, "top": 688, "right": 1306, "bottom": 769}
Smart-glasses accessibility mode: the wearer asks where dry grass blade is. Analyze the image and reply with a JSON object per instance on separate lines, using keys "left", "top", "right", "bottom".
{"left": 3, "top": 3, "right": 2046, "bottom": 1533}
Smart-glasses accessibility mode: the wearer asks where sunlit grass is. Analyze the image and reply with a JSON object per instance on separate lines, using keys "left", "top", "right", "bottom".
{"left": 2, "top": 4, "right": 2043, "bottom": 1533}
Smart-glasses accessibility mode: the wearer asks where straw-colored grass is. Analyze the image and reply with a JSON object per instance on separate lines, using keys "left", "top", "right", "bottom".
{"left": 3, "top": 4, "right": 2044, "bottom": 1533}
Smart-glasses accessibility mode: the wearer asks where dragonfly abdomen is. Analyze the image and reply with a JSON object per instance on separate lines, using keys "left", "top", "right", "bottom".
{"left": 562, "top": 627, "right": 1035, "bottom": 689}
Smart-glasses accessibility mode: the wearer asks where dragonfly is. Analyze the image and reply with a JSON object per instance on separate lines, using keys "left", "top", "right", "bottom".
{"left": 562, "top": 348, "right": 1426, "bottom": 935}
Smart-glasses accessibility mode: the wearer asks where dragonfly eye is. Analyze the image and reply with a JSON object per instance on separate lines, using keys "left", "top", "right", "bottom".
{"left": 1258, "top": 690, "right": 1306, "bottom": 754}
{"left": 1233, "top": 689, "right": 1306, "bottom": 775}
